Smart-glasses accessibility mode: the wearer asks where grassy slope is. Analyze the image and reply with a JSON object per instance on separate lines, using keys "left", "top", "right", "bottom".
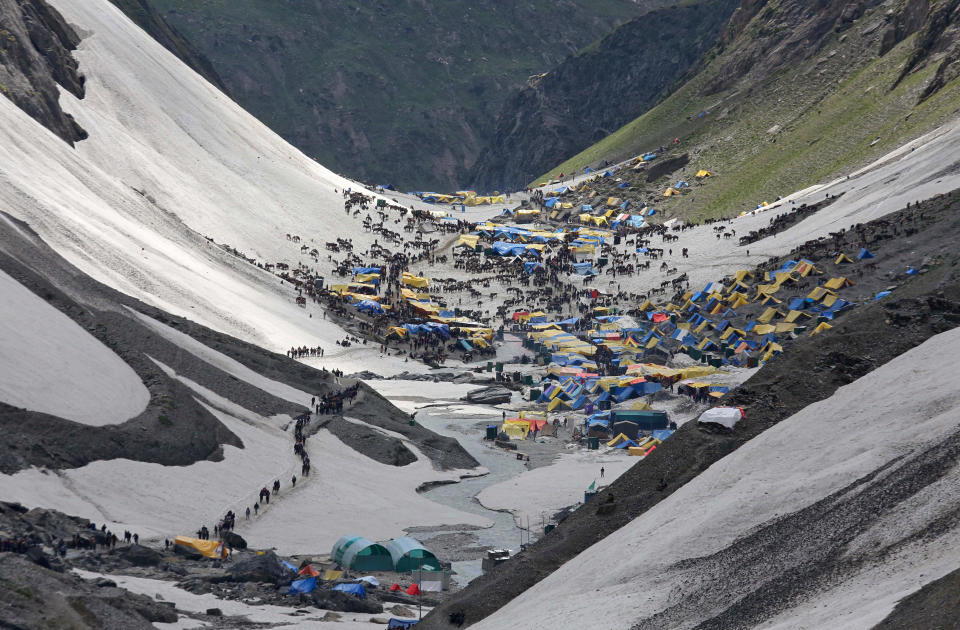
{"left": 534, "top": 5, "right": 960, "bottom": 220}
{"left": 149, "top": 0, "right": 658, "bottom": 190}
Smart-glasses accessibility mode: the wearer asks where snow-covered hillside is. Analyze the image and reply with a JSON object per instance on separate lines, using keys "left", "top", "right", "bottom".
{"left": 0, "top": 269, "right": 148, "bottom": 425}
{"left": 474, "top": 327, "right": 960, "bottom": 630}
{"left": 0, "top": 0, "right": 397, "bottom": 360}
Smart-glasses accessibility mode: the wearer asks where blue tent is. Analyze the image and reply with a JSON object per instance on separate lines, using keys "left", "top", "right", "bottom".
{"left": 388, "top": 620, "right": 419, "bottom": 629}
{"left": 572, "top": 262, "right": 595, "bottom": 276}
{"left": 353, "top": 266, "right": 381, "bottom": 274}
{"left": 333, "top": 583, "right": 367, "bottom": 598}
{"left": 874, "top": 291, "right": 892, "bottom": 301}
{"left": 459, "top": 339, "right": 473, "bottom": 351}
{"left": 356, "top": 300, "right": 384, "bottom": 314}
{"left": 614, "top": 439, "right": 637, "bottom": 449}
{"left": 282, "top": 560, "right": 299, "bottom": 573}
{"left": 857, "top": 248, "right": 875, "bottom": 260}
{"left": 653, "top": 429, "right": 674, "bottom": 441}
{"left": 647, "top": 208, "right": 656, "bottom": 216}
{"left": 643, "top": 153, "right": 657, "bottom": 161}
{"left": 906, "top": 267, "right": 918, "bottom": 275}
{"left": 617, "top": 182, "right": 629, "bottom": 189}
{"left": 545, "top": 197, "right": 558, "bottom": 208}
{"left": 581, "top": 204, "right": 593, "bottom": 211}
{"left": 524, "top": 261, "right": 543, "bottom": 274}
{"left": 287, "top": 577, "right": 318, "bottom": 595}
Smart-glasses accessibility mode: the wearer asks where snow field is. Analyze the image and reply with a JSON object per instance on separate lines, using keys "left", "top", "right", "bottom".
{"left": 475, "top": 326, "right": 960, "bottom": 630}
{"left": 477, "top": 449, "right": 636, "bottom": 528}
{"left": 0, "top": 269, "right": 149, "bottom": 425}
{"left": 241, "top": 420, "right": 492, "bottom": 555}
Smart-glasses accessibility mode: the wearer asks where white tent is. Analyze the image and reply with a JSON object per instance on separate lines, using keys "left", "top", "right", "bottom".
{"left": 697, "top": 407, "right": 744, "bottom": 429}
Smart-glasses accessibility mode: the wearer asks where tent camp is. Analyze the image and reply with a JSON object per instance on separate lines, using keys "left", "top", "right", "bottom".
{"left": 331, "top": 536, "right": 393, "bottom": 571}
{"left": 385, "top": 537, "right": 440, "bottom": 573}
{"left": 174, "top": 536, "right": 226, "bottom": 559}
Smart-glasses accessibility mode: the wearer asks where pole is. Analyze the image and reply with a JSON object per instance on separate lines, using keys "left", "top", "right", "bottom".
{"left": 418, "top": 556, "right": 422, "bottom": 620}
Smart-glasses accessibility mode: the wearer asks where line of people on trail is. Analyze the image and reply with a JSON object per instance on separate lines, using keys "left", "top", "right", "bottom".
{"left": 288, "top": 345, "right": 323, "bottom": 358}
{"left": 312, "top": 384, "right": 359, "bottom": 415}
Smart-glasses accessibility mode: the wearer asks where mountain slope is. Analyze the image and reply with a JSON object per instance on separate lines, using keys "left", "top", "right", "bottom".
{"left": 469, "top": 0, "right": 739, "bottom": 191}
{"left": 147, "top": 0, "right": 664, "bottom": 190}
{"left": 106, "top": 0, "right": 227, "bottom": 93}
{"left": 535, "top": 0, "right": 960, "bottom": 219}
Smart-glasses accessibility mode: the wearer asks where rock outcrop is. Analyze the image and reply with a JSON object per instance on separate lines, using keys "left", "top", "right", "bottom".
{"left": 0, "top": 0, "right": 86, "bottom": 144}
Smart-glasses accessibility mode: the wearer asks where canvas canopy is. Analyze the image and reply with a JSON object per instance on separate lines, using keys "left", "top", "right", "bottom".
{"left": 401, "top": 272, "right": 430, "bottom": 288}
{"left": 174, "top": 536, "right": 225, "bottom": 559}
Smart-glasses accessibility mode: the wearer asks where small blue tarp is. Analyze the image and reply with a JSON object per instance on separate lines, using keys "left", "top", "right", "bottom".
{"left": 332, "top": 583, "right": 367, "bottom": 598}
{"left": 287, "top": 577, "right": 318, "bottom": 595}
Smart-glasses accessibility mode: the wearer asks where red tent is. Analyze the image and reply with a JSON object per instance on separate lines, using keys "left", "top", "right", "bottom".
{"left": 405, "top": 583, "right": 421, "bottom": 596}
{"left": 390, "top": 583, "right": 402, "bottom": 592}
{"left": 298, "top": 564, "right": 320, "bottom": 577}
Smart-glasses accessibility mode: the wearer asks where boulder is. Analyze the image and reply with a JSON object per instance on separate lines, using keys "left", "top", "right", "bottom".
{"left": 118, "top": 544, "right": 163, "bottom": 567}
{"left": 391, "top": 604, "right": 415, "bottom": 617}
{"left": 464, "top": 386, "right": 512, "bottom": 405}
{"left": 310, "top": 589, "right": 384, "bottom": 614}
{"left": 226, "top": 551, "right": 289, "bottom": 583}
{"left": 222, "top": 531, "right": 247, "bottom": 550}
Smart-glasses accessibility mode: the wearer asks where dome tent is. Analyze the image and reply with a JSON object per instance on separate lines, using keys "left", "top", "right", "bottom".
{"left": 385, "top": 537, "right": 440, "bottom": 573}
{"left": 331, "top": 536, "right": 393, "bottom": 572}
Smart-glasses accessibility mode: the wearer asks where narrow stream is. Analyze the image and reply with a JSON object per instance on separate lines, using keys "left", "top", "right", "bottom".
{"left": 414, "top": 406, "right": 528, "bottom": 585}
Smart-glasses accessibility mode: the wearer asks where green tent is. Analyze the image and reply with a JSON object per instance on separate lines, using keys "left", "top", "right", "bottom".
{"left": 384, "top": 537, "right": 440, "bottom": 573}
{"left": 331, "top": 536, "right": 393, "bottom": 572}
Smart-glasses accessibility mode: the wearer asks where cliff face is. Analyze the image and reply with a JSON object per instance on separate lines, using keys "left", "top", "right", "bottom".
{"left": 469, "top": 0, "right": 740, "bottom": 191}
{"left": 0, "top": 0, "right": 86, "bottom": 144}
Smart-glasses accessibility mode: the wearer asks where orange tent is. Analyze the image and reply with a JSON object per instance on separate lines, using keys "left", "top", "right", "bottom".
{"left": 299, "top": 564, "right": 320, "bottom": 577}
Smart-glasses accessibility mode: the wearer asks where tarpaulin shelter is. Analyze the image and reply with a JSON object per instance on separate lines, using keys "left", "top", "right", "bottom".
{"left": 698, "top": 407, "right": 744, "bottom": 429}
{"left": 331, "top": 536, "right": 393, "bottom": 571}
{"left": 174, "top": 536, "right": 226, "bottom": 559}
{"left": 333, "top": 583, "right": 367, "bottom": 598}
{"left": 287, "top": 577, "right": 318, "bottom": 595}
{"left": 386, "top": 537, "right": 441, "bottom": 573}
{"left": 401, "top": 272, "right": 430, "bottom": 288}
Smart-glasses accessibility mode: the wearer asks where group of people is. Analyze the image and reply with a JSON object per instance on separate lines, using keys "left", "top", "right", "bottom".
{"left": 288, "top": 345, "right": 323, "bottom": 358}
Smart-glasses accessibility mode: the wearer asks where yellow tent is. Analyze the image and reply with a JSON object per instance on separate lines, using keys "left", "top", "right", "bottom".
{"left": 663, "top": 188, "right": 677, "bottom": 197}
{"left": 354, "top": 273, "right": 380, "bottom": 283}
{"left": 174, "top": 536, "right": 226, "bottom": 559}
{"left": 835, "top": 254, "right": 855, "bottom": 264}
{"left": 502, "top": 423, "right": 529, "bottom": 439}
{"left": 606, "top": 197, "right": 620, "bottom": 207}
{"left": 323, "top": 570, "right": 344, "bottom": 581}
{"left": 695, "top": 170, "right": 713, "bottom": 178}
{"left": 807, "top": 286, "right": 837, "bottom": 301}
{"left": 783, "top": 310, "right": 808, "bottom": 323}
{"left": 824, "top": 277, "right": 855, "bottom": 290}
{"left": 402, "top": 272, "right": 430, "bottom": 288}
{"left": 757, "top": 307, "right": 782, "bottom": 324}
{"left": 630, "top": 400, "right": 653, "bottom": 411}
{"left": 810, "top": 322, "right": 833, "bottom": 336}
{"left": 607, "top": 433, "right": 633, "bottom": 447}
{"left": 456, "top": 234, "right": 479, "bottom": 248}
